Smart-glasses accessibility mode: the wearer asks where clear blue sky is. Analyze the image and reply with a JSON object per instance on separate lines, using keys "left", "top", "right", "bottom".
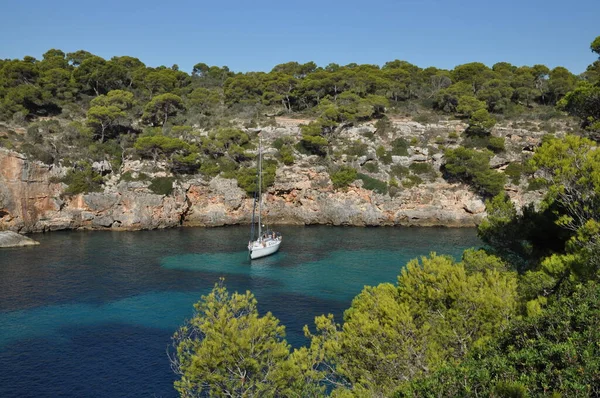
{"left": 2, "top": 0, "right": 598, "bottom": 74}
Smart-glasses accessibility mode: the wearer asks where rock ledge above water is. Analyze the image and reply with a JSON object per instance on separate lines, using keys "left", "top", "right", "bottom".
{"left": 0, "top": 231, "right": 40, "bottom": 248}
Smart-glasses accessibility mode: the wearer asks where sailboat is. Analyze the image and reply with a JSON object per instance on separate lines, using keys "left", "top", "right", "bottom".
{"left": 248, "top": 133, "right": 282, "bottom": 260}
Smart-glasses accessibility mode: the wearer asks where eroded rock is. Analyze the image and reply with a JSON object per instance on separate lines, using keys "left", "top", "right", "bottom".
{"left": 0, "top": 231, "right": 39, "bottom": 247}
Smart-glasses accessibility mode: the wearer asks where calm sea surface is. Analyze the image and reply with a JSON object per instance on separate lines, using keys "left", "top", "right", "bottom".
{"left": 0, "top": 225, "right": 481, "bottom": 397}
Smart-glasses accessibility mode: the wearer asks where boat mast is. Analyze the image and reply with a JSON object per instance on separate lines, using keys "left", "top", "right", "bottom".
{"left": 257, "top": 132, "right": 262, "bottom": 238}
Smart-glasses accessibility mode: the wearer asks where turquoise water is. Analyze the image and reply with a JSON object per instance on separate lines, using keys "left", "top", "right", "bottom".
{"left": 0, "top": 225, "right": 481, "bottom": 397}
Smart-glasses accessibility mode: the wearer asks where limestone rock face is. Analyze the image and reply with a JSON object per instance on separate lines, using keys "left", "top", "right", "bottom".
{"left": 0, "top": 230, "right": 39, "bottom": 247}
{"left": 0, "top": 119, "right": 548, "bottom": 232}
{"left": 0, "top": 149, "right": 188, "bottom": 232}
{"left": 182, "top": 167, "right": 489, "bottom": 228}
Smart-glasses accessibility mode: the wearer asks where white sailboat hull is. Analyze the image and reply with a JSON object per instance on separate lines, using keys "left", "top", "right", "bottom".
{"left": 249, "top": 238, "right": 281, "bottom": 259}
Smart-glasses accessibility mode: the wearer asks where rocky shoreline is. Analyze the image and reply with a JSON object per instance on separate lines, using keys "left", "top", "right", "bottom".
{"left": 0, "top": 120, "right": 545, "bottom": 234}
{"left": 0, "top": 231, "right": 39, "bottom": 247}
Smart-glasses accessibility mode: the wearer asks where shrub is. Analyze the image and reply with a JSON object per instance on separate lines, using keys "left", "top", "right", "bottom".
{"left": 363, "top": 162, "right": 379, "bottom": 173}
{"left": 504, "top": 162, "right": 523, "bottom": 185}
{"left": 361, "top": 131, "right": 375, "bottom": 141}
{"left": 120, "top": 171, "right": 136, "bottom": 182}
{"left": 390, "top": 164, "right": 410, "bottom": 179}
{"left": 217, "top": 157, "right": 238, "bottom": 175}
{"left": 236, "top": 161, "right": 277, "bottom": 195}
{"left": 374, "top": 116, "right": 393, "bottom": 135}
{"left": 149, "top": 177, "right": 175, "bottom": 195}
{"left": 278, "top": 145, "right": 295, "bottom": 165}
{"left": 409, "top": 162, "right": 435, "bottom": 175}
{"left": 402, "top": 174, "right": 423, "bottom": 188}
{"left": 391, "top": 137, "right": 409, "bottom": 156}
{"left": 413, "top": 113, "right": 432, "bottom": 124}
{"left": 357, "top": 173, "right": 388, "bottom": 194}
{"left": 300, "top": 122, "right": 328, "bottom": 156}
{"left": 444, "top": 146, "right": 506, "bottom": 197}
{"left": 20, "top": 143, "right": 55, "bottom": 164}
{"left": 200, "top": 159, "right": 220, "bottom": 178}
{"left": 463, "top": 134, "right": 505, "bottom": 153}
{"left": 467, "top": 108, "right": 496, "bottom": 134}
{"left": 62, "top": 163, "right": 103, "bottom": 195}
{"left": 347, "top": 140, "right": 369, "bottom": 157}
{"left": 527, "top": 177, "right": 548, "bottom": 191}
{"left": 330, "top": 166, "right": 357, "bottom": 189}
{"left": 487, "top": 136, "right": 505, "bottom": 153}
{"left": 272, "top": 137, "right": 285, "bottom": 150}
{"left": 376, "top": 145, "right": 392, "bottom": 164}
{"left": 171, "top": 152, "right": 201, "bottom": 174}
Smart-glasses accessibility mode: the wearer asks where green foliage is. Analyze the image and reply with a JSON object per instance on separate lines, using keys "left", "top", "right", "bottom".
{"left": 186, "top": 87, "right": 221, "bottom": 114}
{"left": 592, "top": 36, "right": 600, "bottom": 56}
{"left": 86, "top": 105, "right": 126, "bottom": 142}
{"left": 412, "top": 113, "right": 432, "bottom": 124}
{"left": 463, "top": 132, "right": 505, "bottom": 153}
{"left": 409, "top": 162, "right": 436, "bottom": 179}
{"left": 526, "top": 177, "right": 548, "bottom": 191}
{"left": 148, "top": 176, "right": 175, "bottom": 195}
{"left": 20, "top": 142, "right": 55, "bottom": 164}
{"left": 199, "top": 158, "right": 220, "bottom": 178}
{"left": 171, "top": 152, "right": 201, "bottom": 174}
{"left": 456, "top": 95, "right": 486, "bottom": 117}
{"left": 357, "top": 172, "right": 387, "bottom": 194}
{"left": 468, "top": 108, "right": 496, "bottom": 135}
{"left": 390, "top": 164, "right": 410, "bottom": 179}
{"left": 374, "top": 116, "right": 393, "bottom": 135}
{"left": 271, "top": 137, "right": 286, "bottom": 150}
{"left": 278, "top": 144, "right": 295, "bottom": 165}
{"left": 391, "top": 137, "right": 409, "bottom": 156}
{"left": 479, "top": 192, "right": 573, "bottom": 276}
{"left": 142, "top": 93, "right": 185, "bottom": 127}
{"left": 487, "top": 136, "right": 505, "bottom": 153}
{"left": 300, "top": 122, "right": 329, "bottom": 156}
{"left": 323, "top": 252, "right": 518, "bottom": 396}
{"left": 529, "top": 135, "right": 600, "bottom": 232}
{"left": 170, "top": 281, "right": 326, "bottom": 397}
{"left": 444, "top": 146, "right": 506, "bottom": 196}
{"left": 362, "top": 161, "right": 379, "bottom": 173}
{"left": 90, "top": 89, "right": 135, "bottom": 110}
{"left": 397, "top": 281, "right": 600, "bottom": 397}
{"left": 505, "top": 162, "right": 523, "bottom": 184}
{"left": 120, "top": 171, "right": 149, "bottom": 182}
{"left": 444, "top": 147, "right": 506, "bottom": 196}
{"left": 62, "top": 162, "right": 103, "bottom": 195}
{"left": 376, "top": 145, "right": 392, "bottom": 164}
{"left": 330, "top": 166, "right": 357, "bottom": 189}
{"left": 557, "top": 82, "right": 600, "bottom": 139}
{"left": 0, "top": 41, "right": 593, "bottom": 183}
{"left": 346, "top": 140, "right": 368, "bottom": 157}
{"left": 402, "top": 174, "right": 423, "bottom": 188}
{"left": 134, "top": 134, "right": 191, "bottom": 162}
{"left": 236, "top": 161, "right": 277, "bottom": 196}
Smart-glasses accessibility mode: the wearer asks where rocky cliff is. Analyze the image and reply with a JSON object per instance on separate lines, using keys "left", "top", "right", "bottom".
{"left": 0, "top": 120, "right": 545, "bottom": 233}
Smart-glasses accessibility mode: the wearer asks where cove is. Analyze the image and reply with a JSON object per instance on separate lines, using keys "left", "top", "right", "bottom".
{"left": 0, "top": 225, "right": 481, "bottom": 397}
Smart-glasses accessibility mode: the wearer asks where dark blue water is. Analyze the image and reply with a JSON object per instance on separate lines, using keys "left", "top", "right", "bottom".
{"left": 0, "top": 226, "right": 481, "bottom": 397}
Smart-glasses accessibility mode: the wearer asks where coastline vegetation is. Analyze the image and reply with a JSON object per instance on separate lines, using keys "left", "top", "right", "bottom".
{"left": 166, "top": 37, "right": 600, "bottom": 396}
{"left": 2, "top": 33, "right": 600, "bottom": 397}
{"left": 169, "top": 132, "right": 600, "bottom": 397}
{"left": 0, "top": 35, "right": 598, "bottom": 200}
